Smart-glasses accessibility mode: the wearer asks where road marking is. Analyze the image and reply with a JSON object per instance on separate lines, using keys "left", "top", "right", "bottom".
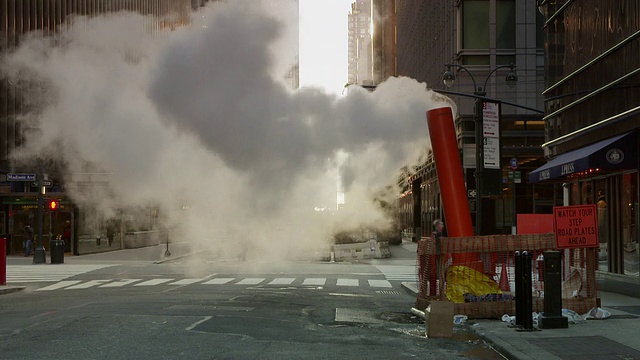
{"left": 202, "top": 278, "right": 234, "bottom": 285}
{"left": 7, "top": 264, "right": 117, "bottom": 283}
{"left": 100, "top": 279, "right": 142, "bottom": 287}
{"left": 32, "top": 276, "right": 401, "bottom": 291}
{"left": 35, "top": 281, "right": 82, "bottom": 291}
{"left": 337, "top": 279, "right": 359, "bottom": 287}
{"left": 269, "top": 278, "right": 295, "bottom": 285}
{"left": 65, "top": 280, "right": 111, "bottom": 289}
{"left": 302, "top": 278, "right": 326, "bottom": 286}
{"left": 368, "top": 279, "right": 392, "bottom": 288}
{"left": 169, "top": 279, "right": 204, "bottom": 285}
{"left": 236, "top": 278, "right": 265, "bottom": 285}
{"left": 134, "top": 279, "right": 174, "bottom": 286}
{"left": 373, "top": 265, "right": 417, "bottom": 281}
{"left": 186, "top": 316, "right": 212, "bottom": 331}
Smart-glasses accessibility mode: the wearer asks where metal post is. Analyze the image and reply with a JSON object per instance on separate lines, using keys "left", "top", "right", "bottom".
{"left": 164, "top": 229, "right": 171, "bottom": 257}
{"left": 474, "top": 97, "right": 484, "bottom": 235}
{"left": 512, "top": 173, "right": 517, "bottom": 234}
{"left": 33, "top": 174, "right": 46, "bottom": 264}
{"left": 514, "top": 251, "right": 523, "bottom": 326}
{"left": 519, "top": 251, "right": 536, "bottom": 331}
{"left": 538, "top": 251, "right": 568, "bottom": 329}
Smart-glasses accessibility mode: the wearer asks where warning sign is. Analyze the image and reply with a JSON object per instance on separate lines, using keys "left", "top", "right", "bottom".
{"left": 553, "top": 204, "right": 599, "bottom": 249}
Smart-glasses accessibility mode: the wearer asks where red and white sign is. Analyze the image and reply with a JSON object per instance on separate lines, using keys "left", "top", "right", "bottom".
{"left": 553, "top": 204, "right": 599, "bottom": 249}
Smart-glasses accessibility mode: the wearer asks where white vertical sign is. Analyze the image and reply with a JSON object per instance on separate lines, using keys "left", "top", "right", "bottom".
{"left": 482, "top": 102, "right": 500, "bottom": 169}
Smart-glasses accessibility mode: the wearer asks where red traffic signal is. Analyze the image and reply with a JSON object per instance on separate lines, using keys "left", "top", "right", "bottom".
{"left": 48, "top": 199, "right": 60, "bottom": 211}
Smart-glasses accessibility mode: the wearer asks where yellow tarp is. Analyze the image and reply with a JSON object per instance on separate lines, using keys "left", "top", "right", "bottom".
{"left": 445, "top": 265, "right": 502, "bottom": 303}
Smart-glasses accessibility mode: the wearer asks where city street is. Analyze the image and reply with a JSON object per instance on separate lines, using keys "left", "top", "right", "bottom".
{"left": 0, "top": 244, "right": 504, "bottom": 359}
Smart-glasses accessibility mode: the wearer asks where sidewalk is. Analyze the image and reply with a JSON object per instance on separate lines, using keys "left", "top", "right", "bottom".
{"left": 398, "top": 249, "right": 640, "bottom": 359}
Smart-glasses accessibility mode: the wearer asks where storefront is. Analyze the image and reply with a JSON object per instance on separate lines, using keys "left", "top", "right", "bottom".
{"left": 529, "top": 131, "right": 639, "bottom": 295}
{"left": 2, "top": 198, "right": 75, "bottom": 255}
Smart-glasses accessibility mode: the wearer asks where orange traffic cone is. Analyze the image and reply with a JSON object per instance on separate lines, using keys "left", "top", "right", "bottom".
{"left": 499, "top": 264, "right": 510, "bottom": 292}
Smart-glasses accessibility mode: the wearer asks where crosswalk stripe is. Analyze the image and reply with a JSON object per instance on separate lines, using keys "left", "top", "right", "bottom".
{"left": 384, "top": 275, "right": 417, "bottom": 281}
{"left": 302, "top": 278, "right": 326, "bottom": 286}
{"left": 373, "top": 265, "right": 416, "bottom": 282}
{"left": 36, "top": 281, "right": 82, "bottom": 291}
{"left": 236, "top": 278, "right": 265, "bottom": 285}
{"left": 66, "top": 280, "right": 111, "bottom": 289}
{"left": 336, "top": 279, "right": 359, "bottom": 287}
{"left": 31, "top": 276, "right": 405, "bottom": 291}
{"left": 169, "top": 279, "right": 204, "bottom": 285}
{"left": 100, "top": 279, "right": 142, "bottom": 288}
{"left": 6, "top": 264, "right": 117, "bottom": 283}
{"left": 134, "top": 279, "right": 174, "bottom": 286}
{"left": 368, "top": 279, "right": 392, "bottom": 288}
{"left": 269, "top": 278, "right": 295, "bottom": 285}
{"left": 202, "top": 278, "right": 234, "bottom": 285}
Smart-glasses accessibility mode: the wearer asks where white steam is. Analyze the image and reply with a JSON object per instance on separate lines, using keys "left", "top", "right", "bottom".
{"left": 1, "top": 0, "right": 453, "bottom": 266}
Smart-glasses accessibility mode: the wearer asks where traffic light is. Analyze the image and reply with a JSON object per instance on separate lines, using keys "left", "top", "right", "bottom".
{"left": 48, "top": 199, "right": 60, "bottom": 211}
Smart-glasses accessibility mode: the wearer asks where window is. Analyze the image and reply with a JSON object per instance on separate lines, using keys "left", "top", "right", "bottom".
{"left": 496, "top": 0, "right": 516, "bottom": 49}
{"left": 462, "top": 0, "right": 489, "bottom": 49}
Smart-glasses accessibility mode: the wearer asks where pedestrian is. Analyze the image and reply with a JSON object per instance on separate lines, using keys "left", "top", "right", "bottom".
{"left": 432, "top": 219, "right": 444, "bottom": 240}
{"left": 427, "top": 219, "right": 445, "bottom": 296}
{"left": 62, "top": 221, "right": 71, "bottom": 252}
{"left": 106, "top": 220, "right": 115, "bottom": 247}
{"left": 23, "top": 225, "right": 34, "bottom": 257}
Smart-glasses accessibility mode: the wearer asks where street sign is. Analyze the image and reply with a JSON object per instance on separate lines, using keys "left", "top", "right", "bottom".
{"left": 508, "top": 171, "right": 522, "bottom": 183}
{"left": 553, "top": 204, "right": 599, "bottom": 249}
{"left": 510, "top": 158, "right": 518, "bottom": 170}
{"left": 7, "top": 173, "right": 36, "bottom": 181}
{"left": 483, "top": 102, "right": 501, "bottom": 170}
{"left": 32, "top": 180, "right": 53, "bottom": 187}
{"left": 468, "top": 189, "right": 477, "bottom": 198}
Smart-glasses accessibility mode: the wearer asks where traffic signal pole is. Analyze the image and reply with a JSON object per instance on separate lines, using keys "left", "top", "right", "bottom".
{"left": 33, "top": 174, "right": 46, "bottom": 264}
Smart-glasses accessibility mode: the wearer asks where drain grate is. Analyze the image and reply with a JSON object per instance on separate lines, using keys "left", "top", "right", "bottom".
{"left": 535, "top": 336, "right": 640, "bottom": 359}
{"left": 376, "top": 290, "right": 401, "bottom": 295}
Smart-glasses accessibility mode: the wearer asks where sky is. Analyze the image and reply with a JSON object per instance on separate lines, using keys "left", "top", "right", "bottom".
{"left": 299, "top": 0, "right": 351, "bottom": 95}
{"left": 1, "top": 0, "right": 453, "bottom": 267}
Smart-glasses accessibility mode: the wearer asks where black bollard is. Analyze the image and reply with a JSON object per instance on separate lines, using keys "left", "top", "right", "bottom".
{"left": 514, "top": 251, "right": 523, "bottom": 327}
{"left": 518, "top": 251, "right": 536, "bottom": 331}
{"left": 538, "top": 251, "right": 568, "bottom": 329}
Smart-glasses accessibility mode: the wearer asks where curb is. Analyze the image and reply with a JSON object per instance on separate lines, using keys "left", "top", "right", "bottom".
{"left": 400, "top": 280, "right": 532, "bottom": 359}
{"left": 0, "top": 285, "right": 26, "bottom": 295}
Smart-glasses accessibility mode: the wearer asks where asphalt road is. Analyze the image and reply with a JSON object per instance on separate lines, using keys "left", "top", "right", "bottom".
{"left": 1, "top": 250, "right": 504, "bottom": 359}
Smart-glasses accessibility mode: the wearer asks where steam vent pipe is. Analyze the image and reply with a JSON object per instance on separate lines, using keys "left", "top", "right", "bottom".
{"left": 426, "top": 107, "right": 477, "bottom": 263}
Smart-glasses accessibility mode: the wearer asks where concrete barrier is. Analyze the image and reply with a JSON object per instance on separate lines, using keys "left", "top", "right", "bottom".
{"left": 331, "top": 240, "right": 390, "bottom": 261}
{"left": 124, "top": 231, "right": 163, "bottom": 249}
{"left": 77, "top": 236, "right": 119, "bottom": 255}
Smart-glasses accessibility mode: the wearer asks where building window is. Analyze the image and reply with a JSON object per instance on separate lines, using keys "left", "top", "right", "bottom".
{"left": 462, "top": 0, "right": 489, "bottom": 49}
{"left": 496, "top": 0, "right": 516, "bottom": 49}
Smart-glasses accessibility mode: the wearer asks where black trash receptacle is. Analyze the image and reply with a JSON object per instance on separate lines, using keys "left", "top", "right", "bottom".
{"left": 51, "top": 239, "right": 64, "bottom": 264}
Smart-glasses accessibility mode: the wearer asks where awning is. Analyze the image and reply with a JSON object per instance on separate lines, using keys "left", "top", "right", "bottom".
{"left": 529, "top": 131, "right": 637, "bottom": 183}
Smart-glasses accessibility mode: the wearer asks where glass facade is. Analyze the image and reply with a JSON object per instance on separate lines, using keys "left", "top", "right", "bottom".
{"left": 567, "top": 172, "right": 638, "bottom": 276}
{"left": 537, "top": 1, "right": 640, "bottom": 285}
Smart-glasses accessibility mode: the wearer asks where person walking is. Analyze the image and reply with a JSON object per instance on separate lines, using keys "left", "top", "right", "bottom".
{"left": 23, "top": 225, "right": 34, "bottom": 257}
{"left": 62, "top": 221, "right": 72, "bottom": 252}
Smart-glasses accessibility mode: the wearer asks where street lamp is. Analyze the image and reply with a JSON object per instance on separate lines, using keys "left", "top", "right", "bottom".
{"left": 442, "top": 64, "right": 517, "bottom": 235}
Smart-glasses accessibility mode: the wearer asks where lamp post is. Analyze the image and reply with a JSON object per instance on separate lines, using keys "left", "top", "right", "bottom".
{"left": 441, "top": 64, "right": 518, "bottom": 235}
{"left": 33, "top": 173, "right": 46, "bottom": 263}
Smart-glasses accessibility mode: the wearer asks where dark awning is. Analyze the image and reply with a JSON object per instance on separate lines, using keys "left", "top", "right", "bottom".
{"left": 529, "top": 131, "right": 637, "bottom": 183}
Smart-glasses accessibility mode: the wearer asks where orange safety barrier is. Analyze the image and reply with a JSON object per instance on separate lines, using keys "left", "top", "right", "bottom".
{"left": 415, "top": 233, "right": 598, "bottom": 319}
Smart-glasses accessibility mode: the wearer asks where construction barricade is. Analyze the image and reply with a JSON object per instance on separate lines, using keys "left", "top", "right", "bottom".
{"left": 415, "top": 233, "right": 598, "bottom": 319}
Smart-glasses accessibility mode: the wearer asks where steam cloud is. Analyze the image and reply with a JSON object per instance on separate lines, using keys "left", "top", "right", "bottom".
{"left": 1, "top": 0, "right": 454, "bottom": 266}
